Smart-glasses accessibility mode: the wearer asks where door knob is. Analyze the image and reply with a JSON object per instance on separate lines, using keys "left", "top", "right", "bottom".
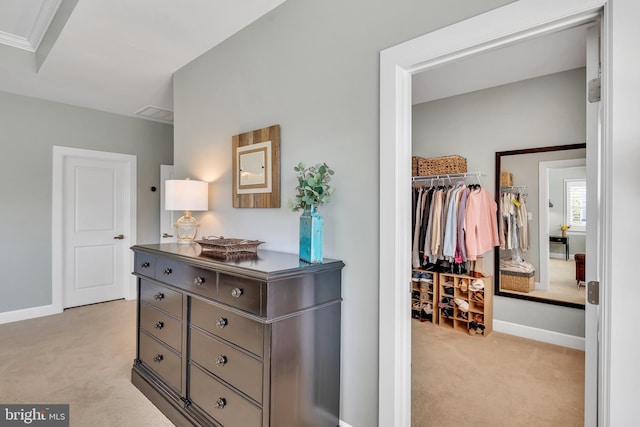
{"left": 114, "top": 234, "right": 125, "bottom": 240}
{"left": 162, "top": 233, "right": 174, "bottom": 238}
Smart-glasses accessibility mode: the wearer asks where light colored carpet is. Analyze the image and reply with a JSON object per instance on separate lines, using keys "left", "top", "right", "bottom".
{"left": 0, "top": 300, "right": 174, "bottom": 427}
{"left": 412, "top": 320, "right": 584, "bottom": 427}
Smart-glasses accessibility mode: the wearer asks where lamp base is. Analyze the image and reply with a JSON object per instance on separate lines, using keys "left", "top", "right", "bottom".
{"left": 175, "top": 211, "right": 199, "bottom": 244}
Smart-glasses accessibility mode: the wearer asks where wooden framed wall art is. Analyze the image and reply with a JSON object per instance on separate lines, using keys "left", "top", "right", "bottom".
{"left": 232, "top": 124, "right": 280, "bottom": 208}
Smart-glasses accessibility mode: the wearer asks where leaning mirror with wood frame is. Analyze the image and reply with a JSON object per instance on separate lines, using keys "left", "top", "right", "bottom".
{"left": 494, "top": 143, "right": 586, "bottom": 309}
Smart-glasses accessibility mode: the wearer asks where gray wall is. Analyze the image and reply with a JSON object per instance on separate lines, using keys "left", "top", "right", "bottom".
{"left": 173, "top": 0, "right": 514, "bottom": 425}
{"left": 0, "top": 90, "right": 173, "bottom": 312}
{"left": 413, "top": 68, "right": 586, "bottom": 337}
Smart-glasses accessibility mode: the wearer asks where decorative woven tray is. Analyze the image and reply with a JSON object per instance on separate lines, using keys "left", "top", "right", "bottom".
{"left": 196, "top": 237, "right": 264, "bottom": 255}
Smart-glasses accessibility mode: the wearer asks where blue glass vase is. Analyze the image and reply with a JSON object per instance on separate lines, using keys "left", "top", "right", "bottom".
{"left": 299, "top": 205, "right": 323, "bottom": 263}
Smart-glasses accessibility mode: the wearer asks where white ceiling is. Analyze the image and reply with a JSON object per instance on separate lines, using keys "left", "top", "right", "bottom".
{"left": 0, "top": 0, "right": 286, "bottom": 123}
{"left": 413, "top": 25, "right": 588, "bottom": 105}
{"left": 0, "top": 2, "right": 586, "bottom": 123}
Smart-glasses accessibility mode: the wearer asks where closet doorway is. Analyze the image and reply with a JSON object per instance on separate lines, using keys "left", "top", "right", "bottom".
{"left": 410, "top": 31, "right": 588, "bottom": 424}
{"left": 379, "top": 1, "right": 608, "bottom": 426}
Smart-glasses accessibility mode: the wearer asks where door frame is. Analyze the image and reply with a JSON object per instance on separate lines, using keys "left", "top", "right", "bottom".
{"left": 379, "top": 0, "right": 609, "bottom": 426}
{"left": 52, "top": 146, "right": 138, "bottom": 312}
{"left": 539, "top": 158, "right": 587, "bottom": 291}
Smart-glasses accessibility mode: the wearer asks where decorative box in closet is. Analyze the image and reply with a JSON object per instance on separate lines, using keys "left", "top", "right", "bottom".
{"left": 438, "top": 273, "right": 493, "bottom": 336}
{"left": 411, "top": 269, "right": 438, "bottom": 323}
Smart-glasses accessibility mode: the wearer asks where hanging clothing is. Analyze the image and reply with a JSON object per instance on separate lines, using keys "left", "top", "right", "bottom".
{"left": 410, "top": 178, "right": 500, "bottom": 266}
{"left": 499, "top": 188, "right": 529, "bottom": 253}
{"left": 464, "top": 187, "right": 500, "bottom": 261}
{"left": 412, "top": 187, "right": 424, "bottom": 268}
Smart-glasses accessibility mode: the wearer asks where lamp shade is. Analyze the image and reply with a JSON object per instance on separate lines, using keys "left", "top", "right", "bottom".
{"left": 165, "top": 179, "right": 208, "bottom": 211}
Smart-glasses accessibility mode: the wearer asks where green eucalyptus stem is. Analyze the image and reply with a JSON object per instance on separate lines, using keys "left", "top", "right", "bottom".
{"left": 289, "top": 162, "right": 335, "bottom": 212}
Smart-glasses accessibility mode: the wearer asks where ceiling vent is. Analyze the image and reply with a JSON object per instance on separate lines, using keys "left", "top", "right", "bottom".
{"left": 135, "top": 105, "right": 174, "bottom": 124}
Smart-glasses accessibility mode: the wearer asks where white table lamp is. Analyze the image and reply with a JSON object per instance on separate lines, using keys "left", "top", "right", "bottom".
{"left": 165, "top": 179, "right": 208, "bottom": 243}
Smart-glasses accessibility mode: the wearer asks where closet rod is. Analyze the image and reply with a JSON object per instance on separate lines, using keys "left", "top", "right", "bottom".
{"left": 412, "top": 171, "right": 486, "bottom": 182}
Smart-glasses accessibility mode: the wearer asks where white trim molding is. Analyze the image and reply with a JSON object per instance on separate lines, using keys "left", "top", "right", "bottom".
{"left": 379, "top": 1, "right": 608, "bottom": 426}
{"left": 494, "top": 320, "right": 585, "bottom": 351}
{"left": 0, "top": 303, "right": 61, "bottom": 326}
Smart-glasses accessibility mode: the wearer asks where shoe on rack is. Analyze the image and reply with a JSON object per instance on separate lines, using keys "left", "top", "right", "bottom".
{"left": 444, "top": 286, "right": 454, "bottom": 296}
{"left": 454, "top": 298, "right": 469, "bottom": 312}
{"left": 459, "top": 279, "right": 468, "bottom": 292}
{"left": 439, "top": 297, "right": 452, "bottom": 308}
{"left": 473, "top": 313, "right": 484, "bottom": 323}
{"left": 412, "top": 271, "right": 421, "bottom": 282}
{"left": 421, "top": 303, "right": 433, "bottom": 316}
{"left": 472, "top": 292, "right": 484, "bottom": 303}
{"left": 412, "top": 290, "right": 420, "bottom": 300}
{"left": 469, "top": 279, "right": 485, "bottom": 292}
{"left": 419, "top": 272, "right": 433, "bottom": 282}
{"left": 476, "top": 323, "right": 486, "bottom": 335}
{"left": 457, "top": 311, "right": 468, "bottom": 321}
{"left": 468, "top": 320, "right": 478, "bottom": 335}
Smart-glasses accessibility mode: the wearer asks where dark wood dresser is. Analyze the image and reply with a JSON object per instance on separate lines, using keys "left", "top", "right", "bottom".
{"left": 130, "top": 243, "right": 344, "bottom": 427}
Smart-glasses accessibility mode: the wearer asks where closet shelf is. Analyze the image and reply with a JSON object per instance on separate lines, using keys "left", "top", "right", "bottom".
{"left": 500, "top": 185, "right": 527, "bottom": 192}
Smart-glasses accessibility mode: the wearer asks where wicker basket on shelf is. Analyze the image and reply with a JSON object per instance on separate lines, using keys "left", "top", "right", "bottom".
{"left": 501, "top": 172, "right": 514, "bottom": 186}
{"left": 500, "top": 270, "right": 535, "bottom": 293}
{"left": 415, "top": 155, "right": 467, "bottom": 176}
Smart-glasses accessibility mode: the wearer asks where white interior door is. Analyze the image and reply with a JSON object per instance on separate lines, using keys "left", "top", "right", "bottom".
{"left": 160, "top": 165, "right": 176, "bottom": 242}
{"left": 584, "top": 22, "right": 602, "bottom": 427}
{"left": 62, "top": 153, "right": 132, "bottom": 308}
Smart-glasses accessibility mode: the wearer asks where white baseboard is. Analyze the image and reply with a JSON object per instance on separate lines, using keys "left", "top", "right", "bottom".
{"left": 339, "top": 420, "right": 353, "bottom": 427}
{"left": 0, "top": 303, "right": 62, "bottom": 325}
{"left": 494, "top": 319, "right": 585, "bottom": 351}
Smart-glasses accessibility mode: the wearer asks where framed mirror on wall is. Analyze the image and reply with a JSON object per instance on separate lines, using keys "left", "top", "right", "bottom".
{"left": 494, "top": 143, "right": 587, "bottom": 309}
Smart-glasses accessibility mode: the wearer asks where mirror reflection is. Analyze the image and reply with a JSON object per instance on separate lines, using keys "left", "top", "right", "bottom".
{"left": 495, "top": 144, "right": 586, "bottom": 308}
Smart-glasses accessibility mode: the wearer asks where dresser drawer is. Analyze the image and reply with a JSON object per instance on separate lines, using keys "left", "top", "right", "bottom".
{"left": 155, "top": 256, "right": 184, "bottom": 286}
{"left": 140, "top": 302, "right": 182, "bottom": 351}
{"left": 140, "top": 280, "right": 183, "bottom": 319}
{"left": 191, "top": 297, "right": 264, "bottom": 357}
{"left": 155, "top": 257, "right": 217, "bottom": 299}
{"left": 190, "top": 328, "right": 263, "bottom": 403}
{"left": 180, "top": 264, "right": 217, "bottom": 300}
{"left": 219, "top": 273, "right": 263, "bottom": 316}
{"left": 190, "top": 364, "right": 262, "bottom": 427}
{"left": 134, "top": 253, "right": 156, "bottom": 278}
{"left": 139, "top": 331, "right": 182, "bottom": 393}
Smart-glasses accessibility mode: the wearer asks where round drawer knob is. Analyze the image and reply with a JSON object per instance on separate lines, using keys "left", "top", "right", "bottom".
{"left": 216, "top": 317, "right": 228, "bottom": 329}
{"left": 231, "top": 287, "right": 243, "bottom": 298}
{"left": 154, "top": 293, "right": 165, "bottom": 301}
{"left": 194, "top": 276, "right": 205, "bottom": 286}
{"left": 214, "top": 398, "right": 226, "bottom": 410}
{"left": 141, "top": 261, "right": 150, "bottom": 268}
{"left": 153, "top": 354, "right": 163, "bottom": 363}
{"left": 163, "top": 268, "right": 172, "bottom": 275}
{"left": 215, "top": 355, "right": 227, "bottom": 367}
{"left": 155, "top": 321, "right": 164, "bottom": 330}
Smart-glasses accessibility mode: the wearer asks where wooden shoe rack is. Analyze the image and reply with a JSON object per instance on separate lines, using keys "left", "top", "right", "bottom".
{"left": 411, "top": 269, "right": 438, "bottom": 324}
{"left": 438, "top": 273, "right": 493, "bottom": 336}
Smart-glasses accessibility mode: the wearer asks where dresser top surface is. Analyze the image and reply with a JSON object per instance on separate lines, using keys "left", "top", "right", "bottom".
{"left": 132, "top": 243, "right": 344, "bottom": 280}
